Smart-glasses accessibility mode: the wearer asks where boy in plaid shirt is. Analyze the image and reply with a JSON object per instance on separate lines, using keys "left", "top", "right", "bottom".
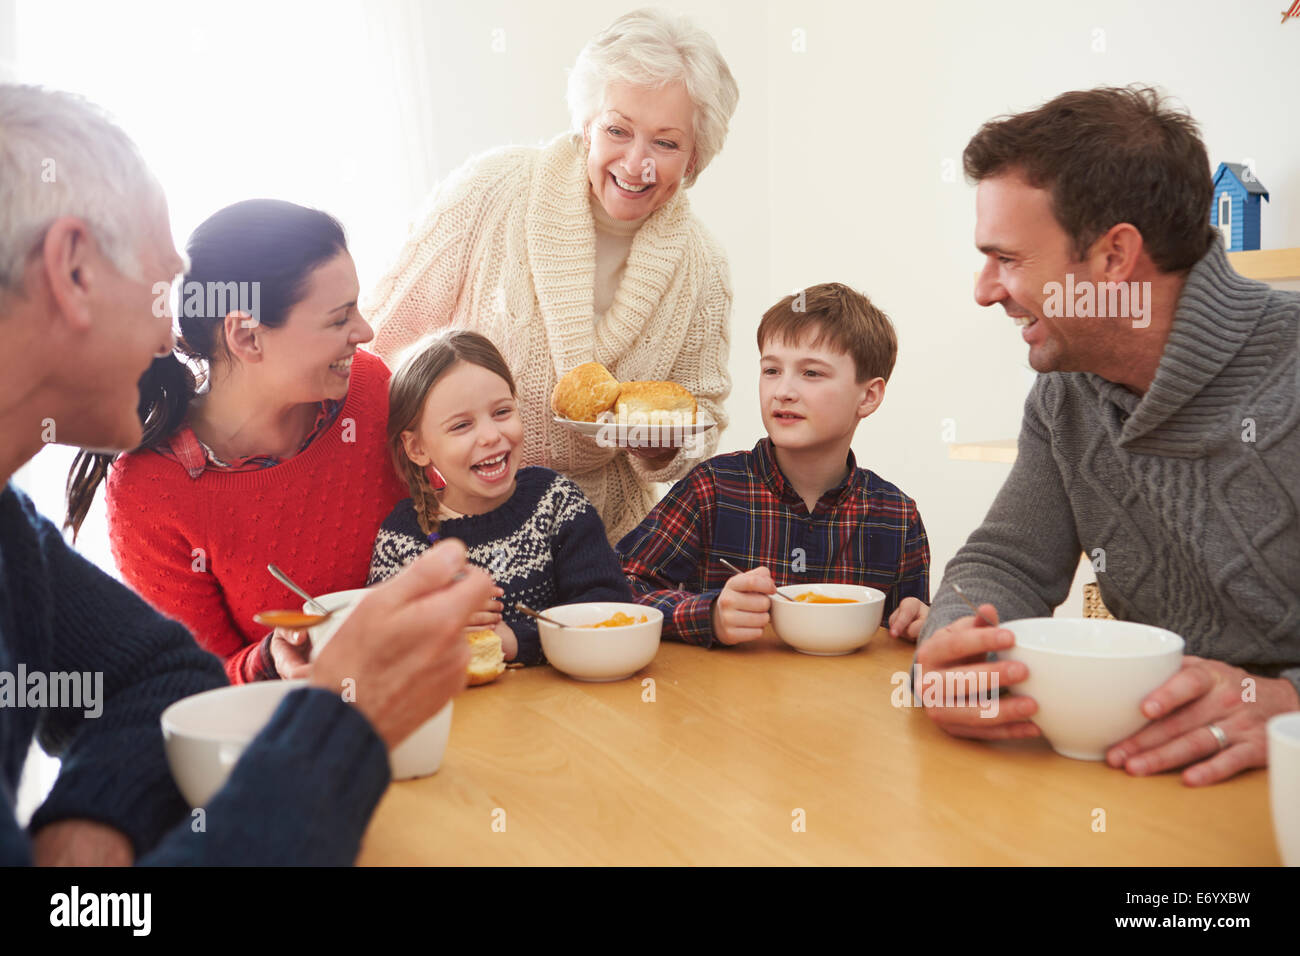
{"left": 617, "top": 282, "right": 930, "bottom": 647}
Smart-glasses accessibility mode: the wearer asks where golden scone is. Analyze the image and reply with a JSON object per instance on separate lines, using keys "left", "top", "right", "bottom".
{"left": 466, "top": 628, "right": 505, "bottom": 685}
{"left": 616, "top": 380, "right": 697, "bottom": 425}
{"left": 551, "top": 362, "right": 621, "bottom": 422}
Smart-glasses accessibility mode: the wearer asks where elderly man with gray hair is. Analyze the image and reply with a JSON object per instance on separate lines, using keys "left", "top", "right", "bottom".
{"left": 366, "top": 7, "right": 740, "bottom": 543}
{"left": 0, "top": 84, "right": 493, "bottom": 865}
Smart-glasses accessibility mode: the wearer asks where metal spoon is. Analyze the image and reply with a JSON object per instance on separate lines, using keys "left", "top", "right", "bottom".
{"left": 267, "top": 563, "right": 330, "bottom": 615}
{"left": 253, "top": 608, "right": 337, "bottom": 629}
{"left": 515, "top": 603, "right": 571, "bottom": 629}
{"left": 951, "top": 583, "right": 997, "bottom": 628}
{"left": 718, "top": 558, "right": 793, "bottom": 600}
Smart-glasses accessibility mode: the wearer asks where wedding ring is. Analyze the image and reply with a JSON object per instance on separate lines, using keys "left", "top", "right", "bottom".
{"left": 1207, "top": 723, "right": 1228, "bottom": 752}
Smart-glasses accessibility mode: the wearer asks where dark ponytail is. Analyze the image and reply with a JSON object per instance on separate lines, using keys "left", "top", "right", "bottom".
{"left": 65, "top": 198, "right": 347, "bottom": 537}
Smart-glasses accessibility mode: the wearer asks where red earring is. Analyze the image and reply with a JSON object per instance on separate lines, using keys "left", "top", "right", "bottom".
{"left": 425, "top": 464, "right": 446, "bottom": 491}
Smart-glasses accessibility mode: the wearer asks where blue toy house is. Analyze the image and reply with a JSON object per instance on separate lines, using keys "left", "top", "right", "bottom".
{"left": 1211, "top": 162, "right": 1269, "bottom": 252}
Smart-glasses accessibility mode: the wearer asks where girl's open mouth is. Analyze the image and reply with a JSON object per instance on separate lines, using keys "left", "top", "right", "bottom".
{"left": 471, "top": 451, "right": 511, "bottom": 482}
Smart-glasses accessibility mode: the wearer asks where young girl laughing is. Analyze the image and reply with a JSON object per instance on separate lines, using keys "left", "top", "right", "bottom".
{"left": 369, "top": 330, "right": 632, "bottom": 664}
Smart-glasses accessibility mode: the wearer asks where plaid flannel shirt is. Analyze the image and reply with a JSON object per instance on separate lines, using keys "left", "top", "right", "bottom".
{"left": 617, "top": 438, "right": 930, "bottom": 647}
{"left": 158, "top": 399, "right": 344, "bottom": 479}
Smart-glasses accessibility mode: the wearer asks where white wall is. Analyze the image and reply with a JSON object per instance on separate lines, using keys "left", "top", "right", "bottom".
{"left": 9, "top": 0, "right": 1300, "bottom": 598}
{"left": 0, "top": 1, "right": 14, "bottom": 78}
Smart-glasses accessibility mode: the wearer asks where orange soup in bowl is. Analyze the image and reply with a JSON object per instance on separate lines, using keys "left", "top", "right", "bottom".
{"left": 792, "top": 592, "right": 858, "bottom": 605}
{"left": 584, "top": 611, "right": 649, "bottom": 628}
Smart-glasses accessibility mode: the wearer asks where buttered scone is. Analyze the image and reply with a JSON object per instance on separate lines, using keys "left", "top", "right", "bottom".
{"left": 551, "top": 362, "right": 622, "bottom": 422}
{"left": 615, "top": 381, "right": 697, "bottom": 425}
{"left": 466, "top": 628, "right": 506, "bottom": 685}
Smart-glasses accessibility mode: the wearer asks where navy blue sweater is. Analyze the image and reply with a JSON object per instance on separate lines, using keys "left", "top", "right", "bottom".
{"left": 368, "top": 467, "right": 633, "bottom": 664}
{"left": 0, "top": 483, "right": 390, "bottom": 865}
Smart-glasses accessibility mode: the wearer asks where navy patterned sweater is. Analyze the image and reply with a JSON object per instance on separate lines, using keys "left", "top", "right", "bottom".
{"left": 368, "top": 468, "right": 632, "bottom": 665}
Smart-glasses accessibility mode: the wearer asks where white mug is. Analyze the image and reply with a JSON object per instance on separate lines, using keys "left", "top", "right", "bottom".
{"left": 1268, "top": 711, "right": 1300, "bottom": 866}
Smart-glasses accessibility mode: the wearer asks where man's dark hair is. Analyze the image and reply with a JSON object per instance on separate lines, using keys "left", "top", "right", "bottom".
{"left": 963, "top": 85, "right": 1217, "bottom": 272}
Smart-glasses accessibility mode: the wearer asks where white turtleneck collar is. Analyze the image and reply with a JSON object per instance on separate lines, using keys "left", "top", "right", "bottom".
{"left": 588, "top": 185, "right": 649, "bottom": 237}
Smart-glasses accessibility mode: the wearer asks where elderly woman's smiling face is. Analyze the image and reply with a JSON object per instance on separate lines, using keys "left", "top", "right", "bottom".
{"left": 585, "top": 80, "right": 696, "bottom": 221}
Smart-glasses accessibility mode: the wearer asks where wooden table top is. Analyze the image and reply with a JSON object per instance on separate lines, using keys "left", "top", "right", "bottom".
{"left": 358, "top": 628, "right": 1278, "bottom": 865}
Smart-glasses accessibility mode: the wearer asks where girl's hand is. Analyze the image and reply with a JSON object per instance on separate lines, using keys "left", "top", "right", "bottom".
{"left": 466, "top": 586, "right": 505, "bottom": 628}
{"left": 270, "top": 627, "right": 313, "bottom": 679}
{"left": 494, "top": 621, "right": 518, "bottom": 661}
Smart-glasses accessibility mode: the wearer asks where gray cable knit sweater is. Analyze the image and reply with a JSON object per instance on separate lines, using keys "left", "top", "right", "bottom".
{"left": 919, "top": 239, "right": 1300, "bottom": 700}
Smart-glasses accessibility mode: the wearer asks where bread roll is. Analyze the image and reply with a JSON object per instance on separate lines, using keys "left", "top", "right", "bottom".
{"left": 466, "top": 628, "right": 505, "bottom": 685}
{"left": 616, "top": 381, "right": 697, "bottom": 425}
{"left": 551, "top": 362, "right": 621, "bottom": 422}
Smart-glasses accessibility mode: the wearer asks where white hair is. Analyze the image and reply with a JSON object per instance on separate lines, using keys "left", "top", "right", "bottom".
{"left": 566, "top": 8, "right": 739, "bottom": 188}
{"left": 0, "top": 84, "right": 162, "bottom": 296}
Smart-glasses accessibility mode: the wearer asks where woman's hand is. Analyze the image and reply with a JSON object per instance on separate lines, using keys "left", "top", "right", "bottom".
{"left": 270, "top": 627, "right": 313, "bottom": 680}
{"left": 466, "top": 586, "right": 505, "bottom": 628}
{"left": 627, "top": 445, "right": 679, "bottom": 467}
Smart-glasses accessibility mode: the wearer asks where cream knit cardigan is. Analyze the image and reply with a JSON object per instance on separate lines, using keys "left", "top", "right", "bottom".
{"left": 364, "top": 132, "right": 733, "bottom": 543}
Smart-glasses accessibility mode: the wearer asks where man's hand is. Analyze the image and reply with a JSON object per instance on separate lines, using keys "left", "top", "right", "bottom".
{"left": 270, "top": 627, "right": 312, "bottom": 680}
{"left": 914, "top": 603, "right": 1040, "bottom": 739}
{"left": 889, "top": 597, "right": 929, "bottom": 641}
{"left": 711, "top": 566, "right": 776, "bottom": 645}
{"left": 310, "top": 539, "right": 493, "bottom": 749}
{"left": 31, "top": 819, "right": 133, "bottom": 866}
{"left": 1105, "top": 656, "right": 1300, "bottom": 786}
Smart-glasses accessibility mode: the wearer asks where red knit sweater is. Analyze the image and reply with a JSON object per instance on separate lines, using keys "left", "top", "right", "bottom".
{"left": 106, "top": 349, "right": 407, "bottom": 683}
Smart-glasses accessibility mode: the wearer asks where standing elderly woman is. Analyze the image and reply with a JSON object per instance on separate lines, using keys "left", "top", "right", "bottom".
{"left": 365, "top": 8, "right": 740, "bottom": 542}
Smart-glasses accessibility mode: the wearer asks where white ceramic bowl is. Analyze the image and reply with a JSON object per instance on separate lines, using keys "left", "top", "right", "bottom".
{"left": 306, "top": 588, "right": 454, "bottom": 781}
{"left": 302, "top": 587, "right": 371, "bottom": 655}
{"left": 162, "top": 679, "right": 306, "bottom": 807}
{"left": 537, "top": 602, "right": 662, "bottom": 682}
{"left": 999, "top": 618, "right": 1184, "bottom": 761}
{"left": 1268, "top": 712, "right": 1300, "bottom": 866}
{"left": 769, "top": 584, "right": 886, "bottom": 656}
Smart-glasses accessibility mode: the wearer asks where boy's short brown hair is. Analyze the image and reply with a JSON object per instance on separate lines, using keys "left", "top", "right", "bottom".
{"left": 757, "top": 282, "right": 897, "bottom": 383}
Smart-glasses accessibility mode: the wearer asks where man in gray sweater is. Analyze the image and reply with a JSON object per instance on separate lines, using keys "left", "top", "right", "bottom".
{"left": 916, "top": 86, "right": 1299, "bottom": 787}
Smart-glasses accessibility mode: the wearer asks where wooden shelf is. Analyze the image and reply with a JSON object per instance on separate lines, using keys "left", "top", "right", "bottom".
{"left": 1226, "top": 247, "right": 1300, "bottom": 281}
{"left": 948, "top": 439, "right": 1016, "bottom": 463}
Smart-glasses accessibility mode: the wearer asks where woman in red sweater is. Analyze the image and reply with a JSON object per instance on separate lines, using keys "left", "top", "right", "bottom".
{"left": 65, "top": 199, "right": 406, "bottom": 683}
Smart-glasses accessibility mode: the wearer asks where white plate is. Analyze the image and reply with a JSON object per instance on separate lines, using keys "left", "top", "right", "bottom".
{"left": 553, "top": 414, "right": 716, "bottom": 449}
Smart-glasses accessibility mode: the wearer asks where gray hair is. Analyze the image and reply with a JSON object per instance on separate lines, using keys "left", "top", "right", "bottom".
{"left": 566, "top": 8, "right": 739, "bottom": 188}
{"left": 0, "top": 84, "right": 162, "bottom": 296}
